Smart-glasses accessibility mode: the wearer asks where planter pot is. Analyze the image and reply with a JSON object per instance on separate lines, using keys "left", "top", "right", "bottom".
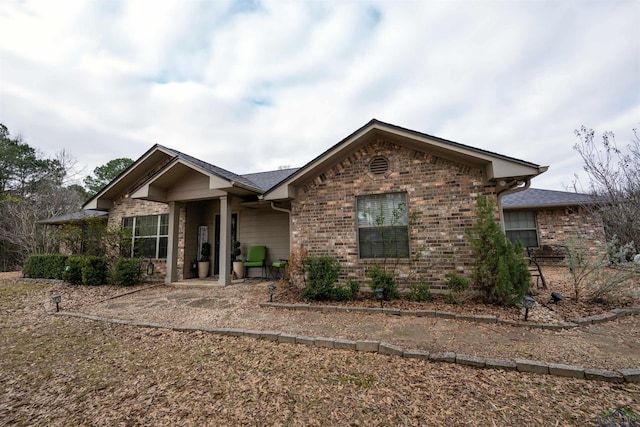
{"left": 233, "top": 261, "right": 244, "bottom": 279}
{"left": 198, "top": 261, "right": 210, "bottom": 279}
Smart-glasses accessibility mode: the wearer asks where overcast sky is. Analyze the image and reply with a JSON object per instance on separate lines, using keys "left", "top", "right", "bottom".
{"left": 1, "top": 0, "right": 638, "bottom": 191}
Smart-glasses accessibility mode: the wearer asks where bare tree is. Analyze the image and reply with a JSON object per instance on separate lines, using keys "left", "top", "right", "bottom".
{"left": 0, "top": 123, "right": 84, "bottom": 270}
{"left": 573, "top": 126, "right": 640, "bottom": 257}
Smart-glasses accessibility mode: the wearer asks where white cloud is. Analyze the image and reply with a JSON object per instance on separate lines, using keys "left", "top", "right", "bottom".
{"left": 0, "top": 0, "right": 637, "bottom": 190}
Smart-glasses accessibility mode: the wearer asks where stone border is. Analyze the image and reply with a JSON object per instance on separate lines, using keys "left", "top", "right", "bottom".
{"left": 259, "top": 302, "right": 640, "bottom": 330}
{"left": 52, "top": 311, "right": 639, "bottom": 384}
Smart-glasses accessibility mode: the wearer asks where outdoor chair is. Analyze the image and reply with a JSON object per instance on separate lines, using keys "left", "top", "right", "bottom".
{"left": 270, "top": 259, "right": 288, "bottom": 279}
{"left": 244, "top": 245, "right": 267, "bottom": 278}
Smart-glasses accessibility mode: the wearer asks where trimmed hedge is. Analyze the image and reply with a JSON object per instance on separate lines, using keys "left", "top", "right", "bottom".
{"left": 82, "top": 256, "right": 107, "bottom": 286}
{"left": 23, "top": 254, "right": 68, "bottom": 279}
{"left": 111, "top": 258, "right": 143, "bottom": 286}
{"left": 24, "top": 254, "right": 117, "bottom": 286}
{"left": 62, "top": 256, "right": 84, "bottom": 285}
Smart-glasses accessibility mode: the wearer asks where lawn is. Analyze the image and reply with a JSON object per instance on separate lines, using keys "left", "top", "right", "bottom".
{"left": 1, "top": 280, "right": 639, "bottom": 426}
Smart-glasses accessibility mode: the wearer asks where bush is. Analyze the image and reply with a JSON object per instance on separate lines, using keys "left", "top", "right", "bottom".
{"left": 367, "top": 265, "right": 399, "bottom": 300}
{"left": 444, "top": 272, "right": 470, "bottom": 303}
{"left": 465, "top": 195, "right": 530, "bottom": 306}
{"left": 23, "top": 254, "right": 68, "bottom": 279}
{"left": 62, "top": 255, "right": 107, "bottom": 286}
{"left": 302, "top": 256, "right": 341, "bottom": 300}
{"left": 63, "top": 256, "right": 85, "bottom": 285}
{"left": 111, "top": 258, "right": 143, "bottom": 286}
{"left": 566, "top": 236, "right": 639, "bottom": 301}
{"left": 82, "top": 256, "right": 107, "bottom": 286}
{"left": 407, "top": 280, "right": 432, "bottom": 301}
{"left": 347, "top": 279, "right": 360, "bottom": 300}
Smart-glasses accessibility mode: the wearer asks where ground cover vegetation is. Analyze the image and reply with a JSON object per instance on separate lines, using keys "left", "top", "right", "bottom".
{"left": 1, "top": 279, "right": 639, "bottom": 426}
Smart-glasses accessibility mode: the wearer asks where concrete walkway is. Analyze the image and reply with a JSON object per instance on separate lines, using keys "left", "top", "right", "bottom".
{"left": 58, "top": 281, "right": 640, "bottom": 383}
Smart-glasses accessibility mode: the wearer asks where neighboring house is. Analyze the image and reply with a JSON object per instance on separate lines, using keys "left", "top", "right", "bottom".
{"left": 82, "top": 119, "right": 588, "bottom": 286}
{"left": 37, "top": 210, "right": 109, "bottom": 256}
{"left": 502, "top": 188, "right": 606, "bottom": 263}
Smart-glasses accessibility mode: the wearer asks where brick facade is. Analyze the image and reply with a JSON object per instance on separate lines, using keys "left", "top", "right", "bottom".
{"left": 107, "top": 196, "right": 171, "bottom": 281}
{"left": 534, "top": 206, "right": 606, "bottom": 262}
{"left": 290, "top": 138, "right": 496, "bottom": 288}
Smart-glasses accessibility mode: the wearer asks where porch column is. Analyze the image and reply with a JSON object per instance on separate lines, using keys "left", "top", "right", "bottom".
{"left": 218, "top": 194, "right": 232, "bottom": 286}
{"left": 165, "top": 201, "right": 179, "bottom": 284}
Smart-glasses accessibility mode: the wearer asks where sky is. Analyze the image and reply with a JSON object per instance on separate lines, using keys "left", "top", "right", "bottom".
{"left": 1, "top": 0, "right": 638, "bottom": 191}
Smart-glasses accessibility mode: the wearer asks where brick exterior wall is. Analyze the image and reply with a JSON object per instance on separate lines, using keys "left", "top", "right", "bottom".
{"left": 534, "top": 206, "right": 606, "bottom": 263}
{"left": 290, "top": 138, "right": 496, "bottom": 288}
{"left": 107, "top": 196, "right": 171, "bottom": 281}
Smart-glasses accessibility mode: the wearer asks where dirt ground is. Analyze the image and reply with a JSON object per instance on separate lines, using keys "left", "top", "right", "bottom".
{"left": 11, "top": 266, "right": 640, "bottom": 371}
{"left": 1, "top": 274, "right": 639, "bottom": 426}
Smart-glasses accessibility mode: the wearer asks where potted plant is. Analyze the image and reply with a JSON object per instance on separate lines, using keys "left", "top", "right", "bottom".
{"left": 198, "top": 242, "right": 211, "bottom": 279}
{"left": 231, "top": 241, "right": 244, "bottom": 279}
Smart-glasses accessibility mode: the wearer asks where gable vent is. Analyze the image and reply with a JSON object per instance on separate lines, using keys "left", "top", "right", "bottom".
{"left": 369, "top": 156, "right": 389, "bottom": 175}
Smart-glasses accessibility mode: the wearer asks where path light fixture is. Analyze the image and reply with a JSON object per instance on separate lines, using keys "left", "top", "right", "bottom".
{"left": 268, "top": 284, "right": 276, "bottom": 302}
{"left": 551, "top": 292, "right": 564, "bottom": 303}
{"left": 146, "top": 259, "right": 155, "bottom": 276}
{"left": 523, "top": 295, "right": 535, "bottom": 321}
{"left": 375, "top": 287, "right": 384, "bottom": 308}
{"left": 51, "top": 294, "right": 62, "bottom": 312}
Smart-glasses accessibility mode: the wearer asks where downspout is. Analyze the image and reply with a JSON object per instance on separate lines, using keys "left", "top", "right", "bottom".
{"left": 270, "top": 202, "right": 291, "bottom": 215}
{"left": 496, "top": 179, "right": 531, "bottom": 232}
{"left": 269, "top": 202, "right": 293, "bottom": 255}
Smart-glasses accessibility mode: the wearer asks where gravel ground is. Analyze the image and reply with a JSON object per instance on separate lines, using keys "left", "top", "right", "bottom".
{"left": 2, "top": 275, "right": 639, "bottom": 426}
{"left": 19, "top": 266, "right": 639, "bottom": 372}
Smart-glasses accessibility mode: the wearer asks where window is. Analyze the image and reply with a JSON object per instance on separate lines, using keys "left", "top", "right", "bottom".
{"left": 504, "top": 211, "right": 538, "bottom": 247}
{"left": 357, "top": 193, "right": 409, "bottom": 258}
{"left": 122, "top": 214, "right": 169, "bottom": 259}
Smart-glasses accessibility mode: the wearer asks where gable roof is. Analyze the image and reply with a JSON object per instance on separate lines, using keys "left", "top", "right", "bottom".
{"left": 502, "top": 188, "right": 595, "bottom": 209}
{"left": 83, "top": 119, "right": 549, "bottom": 209}
{"left": 83, "top": 144, "right": 267, "bottom": 209}
{"left": 263, "top": 119, "right": 548, "bottom": 200}
{"left": 158, "top": 144, "right": 260, "bottom": 190}
{"left": 242, "top": 167, "right": 300, "bottom": 191}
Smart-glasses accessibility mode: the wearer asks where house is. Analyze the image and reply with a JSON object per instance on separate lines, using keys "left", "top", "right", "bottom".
{"left": 82, "top": 119, "right": 598, "bottom": 286}
{"left": 502, "top": 188, "right": 606, "bottom": 263}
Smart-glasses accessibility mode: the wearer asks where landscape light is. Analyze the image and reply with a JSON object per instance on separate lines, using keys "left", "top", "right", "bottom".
{"left": 551, "top": 292, "right": 564, "bottom": 303}
{"left": 51, "top": 294, "right": 62, "bottom": 312}
{"left": 523, "top": 295, "right": 536, "bottom": 321}
{"left": 268, "top": 284, "right": 276, "bottom": 302}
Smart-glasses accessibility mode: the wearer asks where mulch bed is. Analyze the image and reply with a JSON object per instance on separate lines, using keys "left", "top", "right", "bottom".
{"left": 275, "top": 266, "right": 639, "bottom": 323}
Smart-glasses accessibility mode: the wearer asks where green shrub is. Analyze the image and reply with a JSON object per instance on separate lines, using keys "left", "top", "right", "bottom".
{"left": 62, "top": 255, "right": 107, "bottom": 286}
{"left": 82, "top": 256, "right": 107, "bottom": 286}
{"left": 347, "top": 279, "right": 360, "bottom": 300}
{"left": 465, "top": 195, "right": 531, "bottom": 305}
{"left": 302, "top": 256, "right": 341, "bottom": 301}
{"left": 407, "top": 280, "right": 432, "bottom": 301}
{"left": 64, "top": 256, "right": 83, "bottom": 285}
{"left": 367, "top": 265, "right": 399, "bottom": 300}
{"left": 111, "top": 258, "right": 143, "bottom": 286}
{"left": 444, "top": 272, "right": 470, "bottom": 303}
{"left": 63, "top": 255, "right": 85, "bottom": 285}
{"left": 23, "top": 254, "right": 68, "bottom": 279}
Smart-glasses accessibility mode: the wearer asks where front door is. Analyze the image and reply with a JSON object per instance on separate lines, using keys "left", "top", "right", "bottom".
{"left": 214, "top": 213, "right": 237, "bottom": 275}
